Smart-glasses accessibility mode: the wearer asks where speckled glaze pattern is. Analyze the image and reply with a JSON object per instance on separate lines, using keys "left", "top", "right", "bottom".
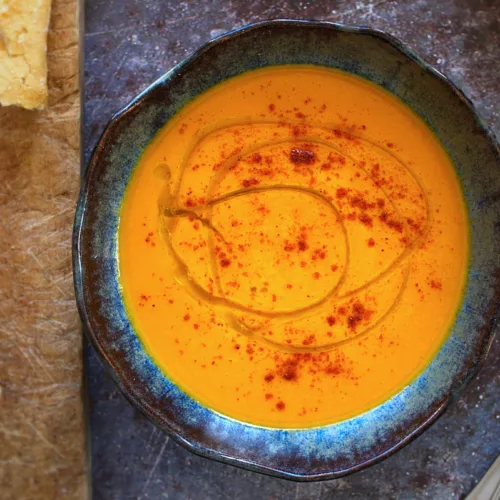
{"left": 74, "top": 20, "right": 500, "bottom": 480}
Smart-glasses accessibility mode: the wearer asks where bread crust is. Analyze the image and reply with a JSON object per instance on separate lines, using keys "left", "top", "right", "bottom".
{"left": 0, "top": 0, "right": 52, "bottom": 109}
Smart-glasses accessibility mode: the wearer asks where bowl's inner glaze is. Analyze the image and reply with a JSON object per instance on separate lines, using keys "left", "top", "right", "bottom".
{"left": 75, "top": 21, "right": 500, "bottom": 479}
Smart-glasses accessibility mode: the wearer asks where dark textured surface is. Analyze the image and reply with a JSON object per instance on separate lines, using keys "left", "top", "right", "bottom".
{"left": 84, "top": 1, "right": 500, "bottom": 498}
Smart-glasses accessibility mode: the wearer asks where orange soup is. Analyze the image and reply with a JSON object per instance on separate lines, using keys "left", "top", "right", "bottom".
{"left": 118, "top": 66, "right": 468, "bottom": 428}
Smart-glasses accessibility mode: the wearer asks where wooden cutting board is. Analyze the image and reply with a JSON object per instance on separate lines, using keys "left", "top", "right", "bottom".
{"left": 0, "top": 0, "right": 86, "bottom": 498}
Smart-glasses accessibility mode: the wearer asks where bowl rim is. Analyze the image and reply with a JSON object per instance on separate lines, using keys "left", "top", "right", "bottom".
{"left": 74, "top": 18, "right": 500, "bottom": 481}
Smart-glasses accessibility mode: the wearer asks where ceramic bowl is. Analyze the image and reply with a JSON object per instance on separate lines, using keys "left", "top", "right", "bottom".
{"left": 74, "top": 20, "right": 500, "bottom": 480}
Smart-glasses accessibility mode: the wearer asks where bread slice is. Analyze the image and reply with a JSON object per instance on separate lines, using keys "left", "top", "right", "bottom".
{"left": 0, "top": 0, "right": 52, "bottom": 109}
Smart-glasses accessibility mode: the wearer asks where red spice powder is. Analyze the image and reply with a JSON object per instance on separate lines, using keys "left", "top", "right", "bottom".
{"left": 327, "top": 152, "right": 346, "bottom": 166}
{"left": 290, "top": 148, "right": 316, "bottom": 164}
{"left": 279, "top": 359, "right": 299, "bottom": 381}
{"left": 326, "top": 315, "right": 336, "bottom": 326}
{"left": 220, "top": 259, "right": 231, "bottom": 268}
{"left": 336, "top": 187, "right": 348, "bottom": 199}
{"left": 368, "top": 237, "right": 375, "bottom": 247}
{"left": 297, "top": 239, "right": 309, "bottom": 251}
{"left": 430, "top": 280, "right": 443, "bottom": 290}
{"left": 312, "top": 249, "right": 326, "bottom": 260}
{"left": 331, "top": 264, "right": 338, "bottom": 272}
{"left": 347, "top": 301, "right": 373, "bottom": 330}
{"left": 325, "top": 363, "right": 343, "bottom": 376}
{"left": 242, "top": 178, "right": 260, "bottom": 188}
{"left": 265, "top": 351, "right": 349, "bottom": 387}
{"left": 407, "top": 218, "right": 421, "bottom": 234}
{"left": 251, "top": 152, "right": 262, "bottom": 163}
{"left": 183, "top": 314, "right": 190, "bottom": 321}
{"left": 350, "top": 196, "right": 375, "bottom": 210}
{"left": 379, "top": 212, "right": 403, "bottom": 233}
{"left": 302, "top": 335, "right": 316, "bottom": 346}
{"left": 264, "top": 373, "right": 275, "bottom": 382}
{"left": 268, "top": 103, "right": 276, "bottom": 112}
{"left": 265, "top": 393, "right": 274, "bottom": 400}
{"left": 276, "top": 401, "right": 286, "bottom": 411}
{"left": 359, "top": 214, "right": 373, "bottom": 227}
{"left": 145, "top": 231, "right": 155, "bottom": 246}
{"left": 388, "top": 220, "right": 403, "bottom": 232}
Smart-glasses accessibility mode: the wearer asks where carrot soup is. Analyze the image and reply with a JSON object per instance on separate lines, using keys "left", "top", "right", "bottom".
{"left": 118, "top": 65, "right": 468, "bottom": 428}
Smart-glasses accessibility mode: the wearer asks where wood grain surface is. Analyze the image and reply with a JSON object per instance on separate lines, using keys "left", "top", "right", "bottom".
{"left": 0, "top": 0, "right": 86, "bottom": 498}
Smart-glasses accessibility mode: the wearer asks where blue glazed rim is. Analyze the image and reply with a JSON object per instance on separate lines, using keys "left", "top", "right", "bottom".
{"left": 74, "top": 20, "right": 500, "bottom": 480}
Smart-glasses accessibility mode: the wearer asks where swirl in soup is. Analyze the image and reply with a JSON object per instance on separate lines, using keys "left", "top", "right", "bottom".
{"left": 118, "top": 66, "right": 468, "bottom": 428}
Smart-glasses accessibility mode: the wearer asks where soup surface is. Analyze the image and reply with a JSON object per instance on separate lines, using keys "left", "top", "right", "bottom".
{"left": 118, "top": 65, "right": 468, "bottom": 428}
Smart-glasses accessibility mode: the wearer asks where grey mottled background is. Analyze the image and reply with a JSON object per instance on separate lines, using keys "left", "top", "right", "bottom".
{"left": 84, "top": 1, "right": 500, "bottom": 498}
